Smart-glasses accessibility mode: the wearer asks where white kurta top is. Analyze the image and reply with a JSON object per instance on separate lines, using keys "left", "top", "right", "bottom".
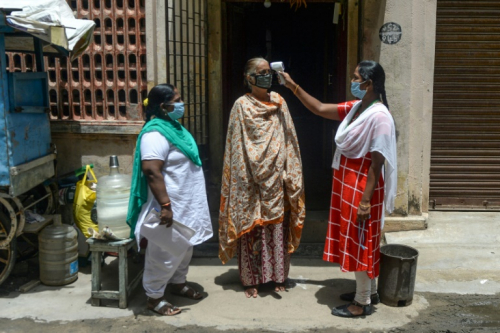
{"left": 134, "top": 131, "right": 213, "bottom": 246}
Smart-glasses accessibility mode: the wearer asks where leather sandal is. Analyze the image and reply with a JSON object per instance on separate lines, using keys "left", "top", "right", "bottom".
{"left": 169, "top": 283, "right": 203, "bottom": 300}
{"left": 339, "top": 291, "right": 380, "bottom": 305}
{"left": 331, "top": 301, "right": 374, "bottom": 318}
{"left": 147, "top": 298, "right": 182, "bottom": 316}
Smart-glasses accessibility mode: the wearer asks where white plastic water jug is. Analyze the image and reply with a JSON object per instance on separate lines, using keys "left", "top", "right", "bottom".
{"left": 96, "top": 156, "right": 132, "bottom": 239}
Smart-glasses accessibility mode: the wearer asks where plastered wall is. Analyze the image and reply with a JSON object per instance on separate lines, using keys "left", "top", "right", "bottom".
{"left": 51, "top": 133, "right": 137, "bottom": 179}
{"left": 362, "top": 0, "right": 437, "bottom": 228}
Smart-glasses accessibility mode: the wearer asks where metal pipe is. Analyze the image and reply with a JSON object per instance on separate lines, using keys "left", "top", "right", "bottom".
{"left": 21, "top": 192, "right": 51, "bottom": 212}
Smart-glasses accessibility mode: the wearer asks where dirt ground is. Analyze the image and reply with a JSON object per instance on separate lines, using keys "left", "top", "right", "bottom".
{"left": 0, "top": 292, "right": 498, "bottom": 333}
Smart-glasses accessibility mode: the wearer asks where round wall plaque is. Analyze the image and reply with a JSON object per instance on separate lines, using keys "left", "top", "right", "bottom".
{"left": 379, "top": 22, "right": 402, "bottom": 45}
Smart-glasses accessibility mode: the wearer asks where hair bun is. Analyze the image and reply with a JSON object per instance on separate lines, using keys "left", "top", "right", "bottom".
{"left": 143, "top": 98, "right": 149, "bottom": 106}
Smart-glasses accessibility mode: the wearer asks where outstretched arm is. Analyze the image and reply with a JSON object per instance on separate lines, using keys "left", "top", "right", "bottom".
{"left": 280, "top": 72, "right": 341, "bottom": 121}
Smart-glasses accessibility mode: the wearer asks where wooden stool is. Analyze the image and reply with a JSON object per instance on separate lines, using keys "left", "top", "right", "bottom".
{"left": 86, "top": 238, "right": 143, "bottom": 309}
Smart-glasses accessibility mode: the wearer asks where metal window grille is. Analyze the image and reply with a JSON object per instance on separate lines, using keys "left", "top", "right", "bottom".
{"left": 166, "top": 0, "right": 209, "bottom": 146}
{"left": 6, "top": 0, "right": 147, "bottom": 122}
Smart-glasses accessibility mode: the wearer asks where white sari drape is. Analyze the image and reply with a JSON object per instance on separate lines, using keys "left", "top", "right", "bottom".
{"left": 334, "top": 101, "right": 397, "bottom": 213}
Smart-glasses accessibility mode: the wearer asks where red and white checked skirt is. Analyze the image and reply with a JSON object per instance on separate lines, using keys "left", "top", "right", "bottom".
{"left": 323, "top": 153, "right": 384, "bottom": 279}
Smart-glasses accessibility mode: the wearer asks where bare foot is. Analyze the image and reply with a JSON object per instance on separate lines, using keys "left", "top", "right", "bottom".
{"left": 244, "top": 286, "right": 258, "bottom": 298}
{"left": 274, "top": 282, "right": 287, "bottom": 292}
{"left": 346, "top": 303, "right": 364, "bottom": 316}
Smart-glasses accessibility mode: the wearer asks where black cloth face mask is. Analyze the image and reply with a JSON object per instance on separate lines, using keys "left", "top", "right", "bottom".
{"left": 251, "top": 73, "right": 273, "bottom": 89}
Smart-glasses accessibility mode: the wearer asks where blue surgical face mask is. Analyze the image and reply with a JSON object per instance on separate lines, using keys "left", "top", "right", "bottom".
{"left": 351, "top": 81, "right": 367, "bottom": 99}
{"left": 164, "top": 102, "right": 184, "bottom": 120}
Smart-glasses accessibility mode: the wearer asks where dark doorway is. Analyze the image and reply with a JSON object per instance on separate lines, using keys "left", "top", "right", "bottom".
{"left": 223, "top": 2, "right": 347, "bottom": 210}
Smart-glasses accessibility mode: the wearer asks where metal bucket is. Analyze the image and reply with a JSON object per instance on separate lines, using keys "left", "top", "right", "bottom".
{"left": 378, "top": 244, "right": 419, "bottom": 307}
{"left": 38, "top": 215, "right": 78, "bottom": 286}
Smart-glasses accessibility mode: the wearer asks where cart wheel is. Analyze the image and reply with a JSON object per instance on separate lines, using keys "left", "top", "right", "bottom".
{"left": 0, "top": 198, "right": 17, "bottom": 248}
{"left": 49, "top": 182, "right": 59, "bottom": 213}
{"left": 21, "top": 184, "right": 55, "bottom": 215}
{"left": 0, "top": 211, "right": 17, "bottom": 286}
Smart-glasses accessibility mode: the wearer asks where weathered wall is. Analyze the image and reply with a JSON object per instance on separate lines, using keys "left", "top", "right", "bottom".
{"left": 145, "top": 0, "right": 168, "bottom": 92}
{"left": 52, "top": 133, "right": 137, "bottom": 179}
{"left": 362, "top": 0, "right": 437, "bottom": 229}
{"left": 51, "top": 132, "right": 137, "bottom": 227}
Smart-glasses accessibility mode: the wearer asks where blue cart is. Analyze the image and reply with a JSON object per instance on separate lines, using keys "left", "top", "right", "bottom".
{"left": 0, "top": 6, "right": 94, "bottom": 285}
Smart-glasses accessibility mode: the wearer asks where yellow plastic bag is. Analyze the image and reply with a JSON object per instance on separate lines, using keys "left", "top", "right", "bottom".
{"left": 73, "top": 165, "right": 98, "bottom": 238}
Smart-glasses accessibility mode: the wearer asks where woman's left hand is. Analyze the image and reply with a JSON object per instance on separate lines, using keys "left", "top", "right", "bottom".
{"left": 357, "top": 202, "right": 371, "bottom": 222}
{"left": 160, "top": 205, "right": 174, "bottom": 227}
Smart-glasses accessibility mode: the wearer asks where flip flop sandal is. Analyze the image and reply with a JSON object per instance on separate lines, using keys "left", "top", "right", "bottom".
{"left": 148, "top": 299, "right": 182, "bottom": 316}
{"left": 331, "top": 301, "right": 373, "bottom": 318}
{"left": 170, "top": 284, "right": 203, "bottom": 300}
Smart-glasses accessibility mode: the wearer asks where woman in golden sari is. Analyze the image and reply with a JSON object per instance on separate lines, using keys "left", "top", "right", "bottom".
{"left": 218, "top": 58, "right": 306, "bottom": 298}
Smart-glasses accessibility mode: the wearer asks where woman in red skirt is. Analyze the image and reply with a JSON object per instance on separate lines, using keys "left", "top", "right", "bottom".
{"left": 280, "top": 61, "right": 397, "bottom": 317}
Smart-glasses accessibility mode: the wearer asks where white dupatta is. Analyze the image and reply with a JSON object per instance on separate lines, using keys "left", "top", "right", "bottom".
{"left": 333, "top": 101, "right": 397, "bottom": 217}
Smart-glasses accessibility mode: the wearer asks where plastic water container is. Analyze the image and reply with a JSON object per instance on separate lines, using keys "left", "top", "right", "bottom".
{"left": 96, "top": 156, "right": 132, "bottom": 239}
{"left": 38, "top": 215, "right": 79, "bottom": 286}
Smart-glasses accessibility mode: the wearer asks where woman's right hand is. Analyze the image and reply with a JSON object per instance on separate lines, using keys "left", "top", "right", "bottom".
{"left": 280, "top": 72, "right": 297, "bottom": 90}
{"left": 160, "top": 205, "right": 173, "bottom": 227}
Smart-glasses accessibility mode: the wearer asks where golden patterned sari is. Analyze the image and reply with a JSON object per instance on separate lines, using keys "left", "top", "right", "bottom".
{"left": 218, "top": 92, "right": 306, "bottom": 264}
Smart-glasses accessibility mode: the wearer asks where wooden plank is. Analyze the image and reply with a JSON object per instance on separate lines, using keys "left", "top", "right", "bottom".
{"left": 118, "top": 245, "right": 128, "bottom": 309}
{"left": 87, "top": 238, "right": 135, "bottom": 251}
{"left": 19, "top": 279, "right": 40, "bottom": 293}
{"left": 22, "top": 215, "right": 53, "bottom": 234}
{"left": 90, "top": 251, "right": 102, "bottom": 307}
{"left": 91, "top": 291, "right": 120, "bottom": 300}
{"left": 9, "top": 154, "right": 56, "bottom": 176}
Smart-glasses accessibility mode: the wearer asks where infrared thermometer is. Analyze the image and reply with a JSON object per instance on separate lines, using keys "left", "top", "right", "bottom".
{"left": 270, "top": 61, "right": 285, "bottom": 85}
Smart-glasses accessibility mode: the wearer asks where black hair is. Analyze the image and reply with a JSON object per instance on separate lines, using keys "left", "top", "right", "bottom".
{"left": 358, "top": 60, "right": 389, "bottom": 110}
{"left": 144, "top": 83, "right": 176, "bottom": 123}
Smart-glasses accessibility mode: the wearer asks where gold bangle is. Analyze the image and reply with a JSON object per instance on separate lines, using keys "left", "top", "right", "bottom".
{"left": 359, "top": 203, "right": 371, "bottom": 209}
{"left": 161, "top": 202, "right": 171, "bottom": 207}
{"left": 294, "top": 84, "right": 299, "bottom": 95}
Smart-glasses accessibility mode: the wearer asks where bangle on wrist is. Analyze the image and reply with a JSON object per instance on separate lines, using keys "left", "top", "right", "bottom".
{"left": 294, "top": 84, "right": 299, "bottom": 95}
{"left": 359, "top": 203, "right": 371, "bottom": 209}
{"left": 161, "top": 202, "right": 171, "bottom": 207}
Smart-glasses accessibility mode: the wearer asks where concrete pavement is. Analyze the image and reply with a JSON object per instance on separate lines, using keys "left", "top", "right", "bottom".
{"left": 386, "top": 211, "right": 500, "bottom": 295}
{"left": 0, "top": 211, "right": 498, "bottom": 332}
